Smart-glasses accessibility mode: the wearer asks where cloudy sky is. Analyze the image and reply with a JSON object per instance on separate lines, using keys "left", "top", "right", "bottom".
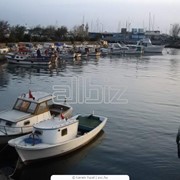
{"left": 0, "top": 0, "right": 180, "bottom": 33}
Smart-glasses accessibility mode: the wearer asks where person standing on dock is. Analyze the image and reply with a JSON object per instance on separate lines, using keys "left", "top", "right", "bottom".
{"left": 37, "top": 48, "right": 41, "bottom": 58}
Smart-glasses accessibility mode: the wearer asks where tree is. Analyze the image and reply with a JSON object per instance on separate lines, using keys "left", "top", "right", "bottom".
{"left": 55, "top": 26, "right": 68, "bottom": 40}
{"left": 29, "top": 25, "right": 45, "bottom": 41}
{"left": 30, "top": 25, "right": 43, "bottom": 37}
{"left": 170, "top": 24, "right": 180, "bottom": 39}
{"left": 71, "top": 24, "right": 89, "bottom": 41}
{"left": 0, "top": 20, "right": 10, "bottom": 41}
{"left": 43, "top": 25, "right": 56, "bottom": 40}
{"left": 9, "top": 25, "right": 26, "bottom": 42}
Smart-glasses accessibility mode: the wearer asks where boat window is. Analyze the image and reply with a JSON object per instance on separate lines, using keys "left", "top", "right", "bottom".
{"left": 24, "top": 120, "right": 30, "bottom": 126}
{"left": 20, "top": 101, "right": 30, "bottom": 112}
{"left": 36, "top": 102, "right": 48, "bottom": 114}
{"left": 61, "top": 128, "right": 67, "bottom": 136}
{"left": 47, "top": 99, "right": 53, "bottom": 107}
{"left": 6, "top": 121, "right": 12, "bottom": 126}
{"left": 14, "top": 99, "right": 30, "bottom": 112}
{"left": 14, "top": 99, "right": 23, "bottom": 110}
{"left": 27, "top": 102, "right": 37, "bottom": 114}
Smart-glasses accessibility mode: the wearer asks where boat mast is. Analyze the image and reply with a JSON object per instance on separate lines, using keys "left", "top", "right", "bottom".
{"left": 149, "top": 12, "right": 151, "bottom": 31}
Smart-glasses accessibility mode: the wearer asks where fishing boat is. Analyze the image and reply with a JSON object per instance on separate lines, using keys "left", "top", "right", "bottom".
{"left": 0, "top": 91, "right": 73, "bottom": 144}
{"left": 6, "top": 52, "right": 51, "bottom": 65}
{"left": 8, "top": 114, "right": 107, "bottom": 163}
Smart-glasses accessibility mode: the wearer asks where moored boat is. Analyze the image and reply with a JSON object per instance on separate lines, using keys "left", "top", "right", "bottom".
{"left": 8, "top": 114, "right": 107, "bottom": 163}
{"left": 0, "top": 91, "right": 73, "bottom": 144}
{"left": 6, "top": 52, "right": 51, "bottom": 65}
{"left": 137, "top": 38, "right": 164, "bottom": 53}
{"left": 102, "top": 43, "right": 143, "bottom": 55}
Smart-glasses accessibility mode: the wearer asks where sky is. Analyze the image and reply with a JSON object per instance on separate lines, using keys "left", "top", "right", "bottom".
{"left": 0, "top": 0, "right": 180, "bottom": 34}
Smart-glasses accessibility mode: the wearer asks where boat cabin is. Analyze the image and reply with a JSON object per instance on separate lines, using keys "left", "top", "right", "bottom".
{"left": 13, "top": 91, "right": 69, "bottom": 116}
{"left": 0, "top": 91, "right": 71, "bottom": 136}
{"left": 137, "top": 38, "right": 152, "bottom": 47}
{"left": 29, "top": 118, "right": 79, "bottom": 145}
{"left": 12, "top": 91, "right": 55, "bottom": 116}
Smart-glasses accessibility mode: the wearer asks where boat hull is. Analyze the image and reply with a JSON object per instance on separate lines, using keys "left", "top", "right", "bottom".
{"left": 144, "top": 46, "right": 164, "bottom": 53}
{"left": 7, "top": 57, "right": 50, "bottom": 65}
{"left": 14, "top": 118, "right": 107, "bottom": 163}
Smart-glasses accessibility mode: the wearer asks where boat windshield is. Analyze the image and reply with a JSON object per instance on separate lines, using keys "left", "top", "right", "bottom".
{"left": 13, "top": 99, "right": 37, "bottom": 114}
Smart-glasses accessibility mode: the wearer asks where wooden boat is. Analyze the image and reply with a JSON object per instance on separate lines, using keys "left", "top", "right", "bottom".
{"left": 8, "top": 114, "right": 107, "bottom": 164}
{"left": 0, "top": 91, "right": 73, "bottom": 144}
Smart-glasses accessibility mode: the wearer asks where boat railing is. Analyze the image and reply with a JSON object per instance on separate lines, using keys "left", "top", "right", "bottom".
{"left": 0, "top": 125, "right": 33, "bottom": 135}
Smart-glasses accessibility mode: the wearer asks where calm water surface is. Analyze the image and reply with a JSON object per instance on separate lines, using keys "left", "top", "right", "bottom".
{"left": 0, "top": 49, "right": 180, "bottom": 180}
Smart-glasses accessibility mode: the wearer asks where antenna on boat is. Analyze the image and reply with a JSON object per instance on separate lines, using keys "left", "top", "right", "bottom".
{"left": 92, "top": 110, "right": 94, "bottom": 115}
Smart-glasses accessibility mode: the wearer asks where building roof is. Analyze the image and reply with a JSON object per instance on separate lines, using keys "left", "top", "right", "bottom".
{"left": 18, "top": 91, "right": 54, "bottom": 103}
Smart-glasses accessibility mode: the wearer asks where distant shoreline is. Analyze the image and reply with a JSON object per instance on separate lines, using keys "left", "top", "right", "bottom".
{"left": 1, "top": 40, "right": 180, "bottom": 49}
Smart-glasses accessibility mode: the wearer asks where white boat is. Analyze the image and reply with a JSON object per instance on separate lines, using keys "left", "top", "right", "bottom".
{"left": 137, "top": 38, "right": 164, "bottom": 53}
{"left": 8, "top": 114, "right": 107, "bottom": 163}
{"left": 0, "top": 91, "right": 73, "bottom": 144}
{"left": 101, "top": 43, "right": 142, "bottom": 55}
{"left": 109, "top": 43, "right": 129, "bottom": 55}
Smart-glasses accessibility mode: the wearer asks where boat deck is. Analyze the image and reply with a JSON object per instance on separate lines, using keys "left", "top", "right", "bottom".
{"left": 77, "top": 115, "right": 101, "bottom": 132}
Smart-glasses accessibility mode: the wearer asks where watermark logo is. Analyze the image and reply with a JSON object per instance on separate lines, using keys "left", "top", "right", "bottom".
{"left": 52, "top": 77, "right": 128, "bottom": 104}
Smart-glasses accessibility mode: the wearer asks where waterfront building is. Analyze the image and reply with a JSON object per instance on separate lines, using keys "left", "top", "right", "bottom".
{"left": 88, "top": 28, "right": 166, "bottom": 45}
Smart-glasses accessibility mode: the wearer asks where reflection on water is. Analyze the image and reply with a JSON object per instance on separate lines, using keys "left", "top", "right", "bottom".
{"left": 168, "top": 48, "right": 180, "bottom": 55}
{"left": 0, "top": 145, "right": 18, "bottom": 179}
{"left": 0, "top": 63, "right": 9, "bottom": 89}
{"left": 5, "top": 57, "right": 101, "bottom": 77}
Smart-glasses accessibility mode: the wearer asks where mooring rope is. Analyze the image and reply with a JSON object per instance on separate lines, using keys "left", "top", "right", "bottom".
{"left": 9, "top": 158, "right": 23, "bottom": 180}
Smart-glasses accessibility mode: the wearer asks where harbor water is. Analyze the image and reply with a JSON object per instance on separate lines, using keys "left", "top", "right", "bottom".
{"left": 0, "top": 48, "right": 180, "bottom": 180}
